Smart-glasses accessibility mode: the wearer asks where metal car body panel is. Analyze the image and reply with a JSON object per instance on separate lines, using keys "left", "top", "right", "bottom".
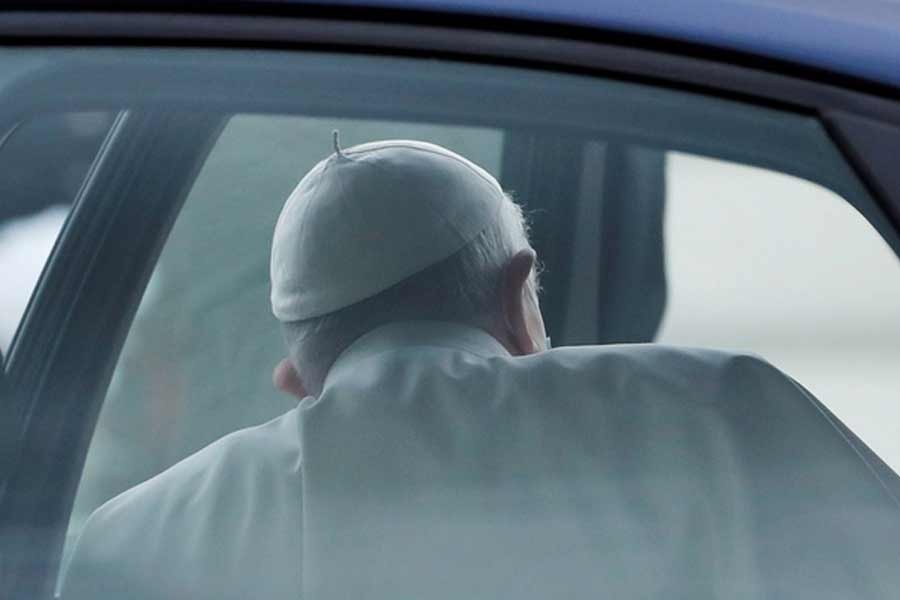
{"left": 299, "top": 0, "right": 900, "bottom": 90}
{"left": 22, "top": 0, "right": 896, "bottom": 91}
{"left": 9, "top": 0, "right": 900, "bottom": 89}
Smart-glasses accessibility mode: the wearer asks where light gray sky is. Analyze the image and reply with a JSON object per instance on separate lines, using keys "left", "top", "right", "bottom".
{"left": 659, "top": 152, "right": 900, "bottom": 471}
{"left": 0, "top": 205, "right": 67, "bottom": 353}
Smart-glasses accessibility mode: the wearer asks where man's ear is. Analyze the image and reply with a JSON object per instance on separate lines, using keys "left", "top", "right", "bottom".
{"left": 501, "top": 249, "right": 540, "bottom": 355}
{"left": 273, "top": 358, "right": 309, "bottom": 400}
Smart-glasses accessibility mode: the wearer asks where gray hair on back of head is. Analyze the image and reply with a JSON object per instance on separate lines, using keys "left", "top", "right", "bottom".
{"left": 281, "top": 192, "right": 533, "bottom": 394}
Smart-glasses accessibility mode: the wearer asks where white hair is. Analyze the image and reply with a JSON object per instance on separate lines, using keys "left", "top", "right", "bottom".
{"left": 281, "top": 193, "right": 533, "bottom": 394}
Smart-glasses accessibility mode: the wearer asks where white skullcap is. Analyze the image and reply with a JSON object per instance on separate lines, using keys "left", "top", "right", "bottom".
{"left": 270, "top": 138, "right": 506, "bottom": 322}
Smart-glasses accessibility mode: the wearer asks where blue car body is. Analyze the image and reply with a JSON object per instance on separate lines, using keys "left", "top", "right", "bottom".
{"left": 278, "top": 0, "right": 900, "bottom": 89}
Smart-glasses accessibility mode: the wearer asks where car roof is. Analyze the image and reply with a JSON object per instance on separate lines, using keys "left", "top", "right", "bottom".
{"left": 267, "top": 0, "right": 900, "bottom": 91}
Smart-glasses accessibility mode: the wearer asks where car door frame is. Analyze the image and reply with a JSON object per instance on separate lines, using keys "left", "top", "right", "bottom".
{"left": 0, "top": 107, "right": 227, "bottom": 598}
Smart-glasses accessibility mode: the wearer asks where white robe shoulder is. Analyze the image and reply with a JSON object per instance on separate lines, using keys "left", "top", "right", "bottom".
{"left": 61, "top": 405, "right": 303, "bottom": 600}
{"left": 62, "top": 323, "right": 900, "bottom": 600}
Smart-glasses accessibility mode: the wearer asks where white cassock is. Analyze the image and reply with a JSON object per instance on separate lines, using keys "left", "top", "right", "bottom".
{"left": 62, "top": 321, "right": 900, "bottom": 600}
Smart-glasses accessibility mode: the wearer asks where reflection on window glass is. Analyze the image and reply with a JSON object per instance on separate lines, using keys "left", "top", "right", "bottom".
{"left": 44, "top": 49, "right": 900, "bottom": 600}
{"left": 66, "top": 114, "right": 503, "bottom": 553}
{"left": 0, "top": 112, "right": 114, "bottom": 354}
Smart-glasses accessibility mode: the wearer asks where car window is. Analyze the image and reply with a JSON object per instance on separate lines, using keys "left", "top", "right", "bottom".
{"left": 65, "top": 116, "right": 503, "bottom": 555}
{"left": 0, "top": 112, "right": 114, "bottom": 355}
{"left": 0, "top": 48, "right": 893, "bottom": 599}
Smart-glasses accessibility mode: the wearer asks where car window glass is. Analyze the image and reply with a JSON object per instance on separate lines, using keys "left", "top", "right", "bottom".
{"left": 67, "top": 115, "right": 900, "bottom": 560}
{"left": 0, "top": 112, "right": 114, "bottom": 355}
{"left": 7, "top": 48, "right": 891, "bottom": 599}
{"left": 63, "top": 114, "right": 503, "bottom": 568}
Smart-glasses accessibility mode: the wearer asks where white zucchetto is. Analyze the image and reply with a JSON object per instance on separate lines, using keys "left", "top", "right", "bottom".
{"left": 271, "top": 138, "right": 505, "bottom": 322}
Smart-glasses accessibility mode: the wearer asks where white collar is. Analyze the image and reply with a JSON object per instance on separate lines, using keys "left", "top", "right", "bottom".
{"left": 323, "top": 320, "right": 510, "bottom": 389}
